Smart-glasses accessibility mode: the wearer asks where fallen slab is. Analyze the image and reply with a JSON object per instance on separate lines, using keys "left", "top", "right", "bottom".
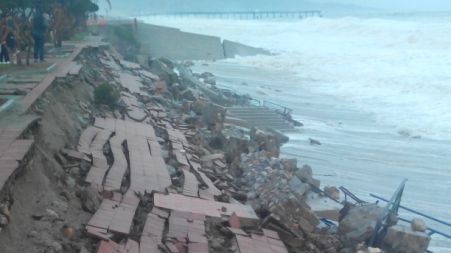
{"left": 230, "top": 228, "right": 289, "bottom": 253}
{"left": 181, "top": 169, "right": 199, "bottom": 198}
{"left": 381, "top": 224, "right": 431, "bottom": 253}
{"left": 140, "top": 212, "right": 166, "bottom": 253}
{"left": 103, "top": 135, "right": 127, "bottom": 192}
{"left": 154, "top": 193, "right": 258, "bottom": 222}
{"left": 109, "top": 192, "right": 140, "bottom": 235}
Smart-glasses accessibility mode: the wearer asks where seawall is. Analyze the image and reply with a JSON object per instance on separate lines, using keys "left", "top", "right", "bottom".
{"left": 136, "top": 23, "right": 270, "bottom": 60}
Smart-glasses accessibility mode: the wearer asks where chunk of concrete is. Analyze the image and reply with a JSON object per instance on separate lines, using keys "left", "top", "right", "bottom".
{"left": 338, "top": 204, "right": 384, "bottom": 247}
{"left": 79, "top": 186, "right": 101, "bottom": 213}
{"left": 288, "top": 176, "right": 310, "bottom": 198}
{"left": 223, "top": 40, "right": 270, "bottom": 58}
{"left": 411, "top": 218, "right": 427, "bottom": 232}
{"left": 324, "top": 186, "right": 341, "bottom": 201}
{"left": 381, "top": 225, "right": 430, "bottom": 253}
{"left": 305, "top": 191, "right": 343, "bottom": 221}
{"left": 296, "top": 165, "right": 313, "bottom": 183}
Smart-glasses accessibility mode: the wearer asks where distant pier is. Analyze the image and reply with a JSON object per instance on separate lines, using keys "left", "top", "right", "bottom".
{"left": 143, "top": 11, "right": 322, "bottom": 20}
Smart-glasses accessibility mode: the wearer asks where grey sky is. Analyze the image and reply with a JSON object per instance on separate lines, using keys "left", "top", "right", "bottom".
{"left": 318, "top": 0, "right": 451, "bottom": 11}
{"left": 100, "top": 0, "right": 451, "bottom": 17}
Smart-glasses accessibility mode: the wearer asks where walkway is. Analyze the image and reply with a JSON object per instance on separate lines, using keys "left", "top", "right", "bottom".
{"left": 0, "top": 37, "right": 105, "bottom": 197}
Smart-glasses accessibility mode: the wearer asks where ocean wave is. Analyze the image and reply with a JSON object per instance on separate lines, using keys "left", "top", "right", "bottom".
{"left": 142, "top": 15, "right": 451, "bottom": 140}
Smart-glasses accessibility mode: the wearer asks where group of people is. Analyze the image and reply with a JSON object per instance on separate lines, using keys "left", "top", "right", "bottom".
{"left": 0, "top": 11, "right": 50, "bottom": 65}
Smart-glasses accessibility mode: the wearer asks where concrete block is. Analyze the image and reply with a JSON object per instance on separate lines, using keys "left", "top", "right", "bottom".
{"left": 381, "top": 225, "right": 430, "bottom": 253}
{"left": 223, "top": 40, "right": 270, "bottom": 58}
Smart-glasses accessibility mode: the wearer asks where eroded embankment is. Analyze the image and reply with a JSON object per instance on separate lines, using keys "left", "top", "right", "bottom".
{"left": 0, "top": 43, "right": 335, "bottom": 253}
{"left": 0, "top": 40, "right": 427, "bottom": 253}
{"left": 0, "top": 47, "right": 108, "bottom": 252}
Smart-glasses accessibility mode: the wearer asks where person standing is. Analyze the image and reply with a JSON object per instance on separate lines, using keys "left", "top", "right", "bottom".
{"left": 31, "top": 11, "right": 49, "bottom": 63}
{"left": 0, "top": 19, "right": 10, "bottom": 64}
{"left": 5, "top": 16, "right": 17, "bottom": 64}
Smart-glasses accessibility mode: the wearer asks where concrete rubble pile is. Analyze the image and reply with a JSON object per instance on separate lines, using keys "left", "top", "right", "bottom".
{"left": 71, "top": 47, "right": 349, "bottom": 252}
{"left": 69, "top": 49, "right": 297, "bottom": 253}
{"left": 157, "top": 60, "right": 433, "bottom": 253}
{"left": 0, "top": 36, "right": 434, "bottom": 253}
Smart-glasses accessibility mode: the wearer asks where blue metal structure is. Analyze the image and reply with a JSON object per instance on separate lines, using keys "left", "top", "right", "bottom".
{"left": 370, "top": 193, "right": 451, "bottom": 240}
{"left": 368, "top": 179, "right": 408, "bottom": 246}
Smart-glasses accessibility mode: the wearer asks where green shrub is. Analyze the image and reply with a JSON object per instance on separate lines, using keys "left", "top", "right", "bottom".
{"left": 94, "top": 83, "right": 119, "bottom": 107}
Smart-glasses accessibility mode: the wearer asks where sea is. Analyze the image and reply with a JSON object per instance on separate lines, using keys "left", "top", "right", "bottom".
{"left": 141, "top": 12, "right": 451, "bottom": 251}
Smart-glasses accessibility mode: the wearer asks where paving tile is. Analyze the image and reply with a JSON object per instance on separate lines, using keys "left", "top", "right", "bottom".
{"left": 118, "top": 72, "right": 146, "bottom": 96}
{"left": 85, "top": 166, "right": 108, "bottom": 188}
{"left": 188, "top": 243, "right": 209, "bottom": 253}
{"left": 109, "top": 202, "right": 137, "bottom": 235}
{"left": 182, "top": 169, "right": 199, "bottom": 198}
{"left": 228, "top": 228, "right": 249, "bottom": 236}
{"left": 262, "top": 228, "right": 281, "bottom": 240}
{"left": 77, "top": 126, "right": 99, "bottom": 154}
{"left": 139, "top": 69, "right": 160, "bottom": 80}
{"left": 21, "top": 44, "right": 85, "bottom": 111}
{"left": 103, "top": 136, "right": 127, "bottom": 191}
{"left": 151, "top": 207, "right": 170, "bottom": 219}
{"left": 120, "top": 60, "right": 141, "bottom": 70}
{"left": 154, "top": 193, "right": 258, "bottom": 220}
{"left": 85, "top": 225, "right": 113, "bottom": 240}
{"left": 90, "top": 129, "right": 112, "bottom": 150}
{"left": 88, "top": 199, "right": 119, "bottom": 230}
{"left": 140, "top": 213, "right": 166, "bottom": 253}
{"left": 125, "top": 240, "right": 139, "bottom": 253}
{"left": 107, "top": 191, "right": 139, "bottom": 235}
{"left": 97, "top": 240, "right": 125, "bottom": 253}
{"left": 233, "top": 231, "right": 289, "bottom": 253}
{"left": 236, "top": 235, "right": 255, "bottom": 253}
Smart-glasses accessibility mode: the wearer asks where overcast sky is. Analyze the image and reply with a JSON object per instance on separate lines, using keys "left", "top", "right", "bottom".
{"left": 320, "top": 0, "right": 451, "bottom": 11}
{"left": 101, "top": 0, "right": 451, "bottom": 16}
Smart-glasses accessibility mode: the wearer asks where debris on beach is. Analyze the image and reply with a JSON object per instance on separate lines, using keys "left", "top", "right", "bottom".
{"left": 0, "top": 23, "right": 433, "bottom": 253}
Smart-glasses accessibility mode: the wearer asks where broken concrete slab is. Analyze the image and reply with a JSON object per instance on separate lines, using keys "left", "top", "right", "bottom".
{"left": 381, "top": 224, "right": 431, "bottom": 253}
{"left": 338, "top": 204, "right": 384, "bottom": 247}
{"left": 154, "top": 193, "right": 258, "bottom": 222}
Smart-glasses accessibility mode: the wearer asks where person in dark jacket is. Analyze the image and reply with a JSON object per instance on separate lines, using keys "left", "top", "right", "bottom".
{"left": 4, "top": 17, "right": 17, "bottom": 64}
{"left": 0, "top": 19, "right": 10, "bottom": 64}
{"left": 32, "top": 11, "right": 49, "bottom": 62}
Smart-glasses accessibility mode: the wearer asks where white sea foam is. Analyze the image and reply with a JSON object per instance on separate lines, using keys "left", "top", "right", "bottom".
{"left": 142, "top": 15, "right": 451, "bottom": 140}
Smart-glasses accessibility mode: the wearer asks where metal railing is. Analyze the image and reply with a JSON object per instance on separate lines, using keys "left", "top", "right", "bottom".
{"left": 370, "top": 193, "right": 451, "bottom": 240}
{"left": 262, "top": 100, "right": 293, "bottom": 116}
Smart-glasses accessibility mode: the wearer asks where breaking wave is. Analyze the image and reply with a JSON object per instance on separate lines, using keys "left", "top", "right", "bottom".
{"left": 143, "top": 15, "right": 451, "bottom": 140}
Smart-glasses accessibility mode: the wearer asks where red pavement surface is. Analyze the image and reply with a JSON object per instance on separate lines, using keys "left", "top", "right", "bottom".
{"left": 77, "top": 126, "right": 99, "bottom": 154}
{"left": 154, "top": 193, "right": 258, "bottom": 220}
{"left": 80, "top": 54, "right": 289, "bottom": 253}
{"left": 103, "top": 135, "right": 127, "bottom": 191}
{"left": 234, "top": 233, "right": 289, "bottom": 253}
{"left": 140, "top": 212, "right": 166, "bottom": 253}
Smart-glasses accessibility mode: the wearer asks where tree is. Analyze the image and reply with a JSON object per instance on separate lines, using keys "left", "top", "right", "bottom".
{"left": 0, "top": 0, "right": 101, "bottom": 63}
